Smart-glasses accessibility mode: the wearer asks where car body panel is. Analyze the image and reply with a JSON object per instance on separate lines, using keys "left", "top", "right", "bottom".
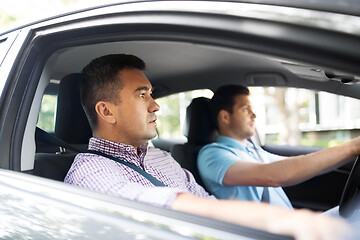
{"left": 0, "top": 168, "right": 286, "bottom": 240}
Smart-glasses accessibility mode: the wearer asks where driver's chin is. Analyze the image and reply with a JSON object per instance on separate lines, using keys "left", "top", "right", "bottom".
{"left": 145, "top": 129, "right": 158, "bottom": 140}
{"left": 244, "top": 130, "right": 255, "bottom": 140}
{"left": 250, "top": 130, "right": 256, "bottom": 137}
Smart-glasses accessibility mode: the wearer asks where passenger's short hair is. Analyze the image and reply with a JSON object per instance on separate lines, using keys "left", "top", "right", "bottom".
{"left": 210, "top": 85, "right": 250, "bottom": 129}
{"left": 80, "top": 54, "right": 145, "bottom": 130}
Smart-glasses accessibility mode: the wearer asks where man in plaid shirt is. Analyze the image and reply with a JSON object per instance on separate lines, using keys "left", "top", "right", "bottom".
{"left": 65, "top": 54, "right": 351, "bottom": 240}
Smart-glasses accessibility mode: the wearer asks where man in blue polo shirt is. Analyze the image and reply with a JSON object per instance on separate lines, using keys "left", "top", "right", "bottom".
{"left": 198, "top": 85, "right": 360, "bottom": 209}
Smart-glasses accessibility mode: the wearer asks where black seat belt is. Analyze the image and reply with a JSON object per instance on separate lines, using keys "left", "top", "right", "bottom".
{"left": 36, "top": 127, "right": 82, "bottom": 152}
{"left": 35, "top": 127, "right": 166, "bottom": 187}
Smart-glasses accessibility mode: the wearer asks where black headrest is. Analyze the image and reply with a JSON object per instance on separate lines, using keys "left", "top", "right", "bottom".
{"left": 54, "top": 73, "right": 92, "bottom": 144}
{"left": 184, "top": 97, "right": 217, "bottom": 145}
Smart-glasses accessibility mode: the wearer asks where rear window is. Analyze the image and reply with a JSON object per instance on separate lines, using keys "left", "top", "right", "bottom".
{"left": 37, "top": 94, "right": 57, "bottom": 132}
{"left": 156, "top": 89, "right": 213, "bottom": 139}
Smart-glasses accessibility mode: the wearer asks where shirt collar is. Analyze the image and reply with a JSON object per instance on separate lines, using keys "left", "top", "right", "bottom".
{"left": 88, "top": 137, "right": 148, "bottom": 166}
{"left": 216, "top": 135, "right": 252, "bottom": 150}
{"left": 216, "top": 135, "right": 264, "bottom": 162}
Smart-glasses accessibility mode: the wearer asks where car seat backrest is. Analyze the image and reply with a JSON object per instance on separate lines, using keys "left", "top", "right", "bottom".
{"left": 54, "top": 73, "right": 92, "bottom": 145}
{"left": 184, "top": 97, "right": 217, "bottom": 145}
{"left": 171, "top": 97, "right": 217, "bottom": 190}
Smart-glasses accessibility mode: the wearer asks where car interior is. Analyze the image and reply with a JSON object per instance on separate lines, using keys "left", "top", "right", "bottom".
{"left": 22, "top": 38, "right": 359, "bottom": 213}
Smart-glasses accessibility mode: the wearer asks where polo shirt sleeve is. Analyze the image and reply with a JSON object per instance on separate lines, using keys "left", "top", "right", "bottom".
{"left": 198, "top": 144, "right": 238, "bottom": 186}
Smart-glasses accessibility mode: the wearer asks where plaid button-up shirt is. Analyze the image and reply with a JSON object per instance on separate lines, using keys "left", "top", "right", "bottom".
{"left": 64, "top": 137, "right": 214, "bottom": 208}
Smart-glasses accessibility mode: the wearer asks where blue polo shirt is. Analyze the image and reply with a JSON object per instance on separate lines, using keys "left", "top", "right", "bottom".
{"left": 197, "top": 135, "right": 293, "bottom": 209}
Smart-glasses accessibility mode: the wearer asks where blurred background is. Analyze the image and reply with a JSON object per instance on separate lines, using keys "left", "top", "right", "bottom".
{"left": 0, "top": 0, "right": 109, "bottom": 31}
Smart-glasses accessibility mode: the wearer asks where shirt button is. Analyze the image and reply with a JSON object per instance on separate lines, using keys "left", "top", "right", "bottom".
{"left": 126, "top": 147, "right": 131, "bottom": 151}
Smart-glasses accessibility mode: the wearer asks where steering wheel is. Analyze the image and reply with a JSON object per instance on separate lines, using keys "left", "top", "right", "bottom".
{"left": 339, "top": 155, "right": 360, "bottom": 218}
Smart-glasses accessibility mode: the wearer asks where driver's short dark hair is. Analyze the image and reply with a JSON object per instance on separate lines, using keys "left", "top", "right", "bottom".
{"left": 210, "top": 84, "right": 250, "bottom": 130}
{"left": 80, "top": 54, "right": 145, "bottom": 130}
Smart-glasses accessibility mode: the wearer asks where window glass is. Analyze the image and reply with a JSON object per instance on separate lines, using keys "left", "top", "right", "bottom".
{"left": 37, "top": 94, "right": 57, "bottom": 131}
{"left": 251, "top": 87, "right": 360, "bottom": 147}
{"left": 156, "top": 89, "right": 213, "bottom": 139}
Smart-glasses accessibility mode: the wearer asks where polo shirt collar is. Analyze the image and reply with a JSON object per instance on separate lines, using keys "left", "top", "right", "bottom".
{"left": 216, "top": 135, "right": 252, "bottom": 150}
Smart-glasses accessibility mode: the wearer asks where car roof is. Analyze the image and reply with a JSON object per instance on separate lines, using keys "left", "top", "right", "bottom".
{"left": 51, "top": 40, "right": 360, "bottom": 98}
{"left": 2, "top": 0, "right": 360, "bottom": 35}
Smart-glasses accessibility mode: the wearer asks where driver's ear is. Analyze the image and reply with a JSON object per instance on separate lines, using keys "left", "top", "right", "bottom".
{"left": 95, "top": 101, "right": 116, "bottom": 124}
{"left": 219, "top": 109, "right": 231, "bottom": 125}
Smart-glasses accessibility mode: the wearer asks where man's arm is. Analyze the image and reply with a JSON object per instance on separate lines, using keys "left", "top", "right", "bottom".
{"left": 172, "top": 193, "right": 351, "bottom": 240}
{"left": 223, "top": 137, "right": 360, "bottom": 187}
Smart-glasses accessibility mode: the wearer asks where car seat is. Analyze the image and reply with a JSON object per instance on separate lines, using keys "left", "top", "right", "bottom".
{"left": 34, "top": 73, "right": 92, "bottom": 181}
{"left": 171, "top": 97, "right": 217, "bottom": 190}
{"left": 54, "top": 73, "right": 92, "bottom": 146}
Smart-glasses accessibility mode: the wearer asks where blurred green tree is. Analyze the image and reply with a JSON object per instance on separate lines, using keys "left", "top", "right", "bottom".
{"left": 37, "top": 95, "right": 57, "bottom": 131}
